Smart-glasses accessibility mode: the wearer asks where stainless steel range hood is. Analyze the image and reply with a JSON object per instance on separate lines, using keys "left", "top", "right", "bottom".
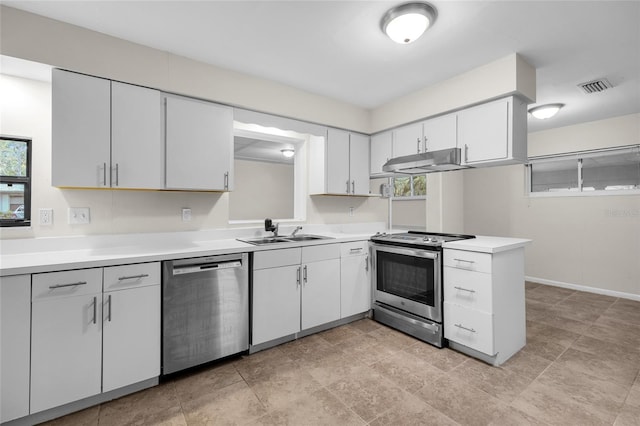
{"left": 382, "top": 147, "right": 470, "bottom": 174}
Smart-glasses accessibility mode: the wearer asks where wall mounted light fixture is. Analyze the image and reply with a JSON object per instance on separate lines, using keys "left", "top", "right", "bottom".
{"left": 528, "top": 103, "right": 564, "bottom": 119}
{"left": 381, "top": 2, "right": 438, "bottom": 44}
{"left": 281, "top": 149, "right": 295, "bottom": 158}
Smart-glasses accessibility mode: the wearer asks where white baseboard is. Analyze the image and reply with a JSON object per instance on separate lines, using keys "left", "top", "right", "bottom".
{"left": 526, "top": 276, "right": 640, "bottom": 302}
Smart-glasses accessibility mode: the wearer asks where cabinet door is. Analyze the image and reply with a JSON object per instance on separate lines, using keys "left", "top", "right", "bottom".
{"left": 165, "top": 96, "right": 233, "bottom": 191}
{"left": 326, "top": 128, "right": 351, "bottom": 194}
{"left": 349, "top": 133, "right": 370, "bottom": 195}
{"left": 0, "top": 275, "right": 30, "bottom": 423}
{"left": 370, "top": 131, "right": 393, "bottom": 176}
{"left": 252, "top": 265, "right": 301, "bottom": 345}
{"left": 103, "top": 285, "right": 160, "bottom": 392}
{"left": 458, "top": 98, "right": 509, "bottom": 164}
{"left": 111, "top": 82, "right": 163, "bottom": 189}
{"left": 392, "top": 122, "right": 422, "bottom": 157}
{"left": 422, "top": 113, "right": 457, "bottom": 152}
{"left": 52, "top": 69, "right": 111, "bottom": 187}
{"left": 301, "top": 259, "right": 341, "bottom": 330}
{"left": 31, "top": 294, "right": 102, "bottom": 413}
{"left": 340, "top": 255, "right": 370, "bottom": 318}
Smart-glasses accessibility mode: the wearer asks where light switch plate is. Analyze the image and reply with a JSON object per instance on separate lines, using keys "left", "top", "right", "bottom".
{"left": 39, "top": 208, "right": 53, "bottom": 226}
{"left": 68, "top": 207, "right": 90, "bottom": 224}
{"left": 182, "top": 208, "right": 192, "bottom": 222}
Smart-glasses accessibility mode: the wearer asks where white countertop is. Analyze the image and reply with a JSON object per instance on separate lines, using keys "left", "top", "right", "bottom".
{"left": 0, "top": 224, "right": 382, "bottom": 276}
{"left": 443, "top": 235, "right": 532, "bottom": 253}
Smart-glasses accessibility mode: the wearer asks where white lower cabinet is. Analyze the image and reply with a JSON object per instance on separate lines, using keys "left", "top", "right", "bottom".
{"left": 0, "top": 275, "right": 31, "bottom": 423}
{"left": 443, "top": 247, "right": 526, "bottom": 366}
{"left": 340, "top": 241, "right": 371, "bottom": 318}
{"left": 31, "top": 269, "right": 103, "bottom": 413}
{"left": 30, "top": 262, "right": 161, "bottom": 415}
{"left": 252, "top": 245, "right": 341, "bottom": 346}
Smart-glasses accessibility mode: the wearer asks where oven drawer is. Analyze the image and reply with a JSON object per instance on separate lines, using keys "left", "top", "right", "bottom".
{"left": 444, "top": 302, "right": 495, "bottom": 355}
{"left": 443, "top": 267, "right": 492, "bottom": 312}
{"left": 444, "top": 249, "right": 492, "bottom": 273}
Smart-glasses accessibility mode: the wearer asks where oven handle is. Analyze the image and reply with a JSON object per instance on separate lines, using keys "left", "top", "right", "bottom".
{"left": 370, "top": 243, "right": 440, "bottom": 260}
{"left": 378, "top": 304, "right": 439, "bottom": 334}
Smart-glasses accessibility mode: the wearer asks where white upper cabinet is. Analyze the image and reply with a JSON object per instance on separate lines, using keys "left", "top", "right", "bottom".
{"left": 422, "top": 113, "right": 457, "bottom": 152}
{"left": 52, "top": 69, "right": 111, "bottom": 188}
{"left": 111, "top": 82, "right": 163, "bottom": 189}
{"left": 165, "top": 95, "right": 234, "bottom": 191}
{"left": 370, "top": 131, "right": 393, "bottom": 176}
{"left": 52, "top": 69, "right": 163, "bottom": 189}
{"left": 392, "top": 122, "right": 423, "bottom": 157}
{"left": 458, "top": 96, "right": 527, "bottom": 166}
{"left": 310, "top": 128, "right": 370, "bottom": 196}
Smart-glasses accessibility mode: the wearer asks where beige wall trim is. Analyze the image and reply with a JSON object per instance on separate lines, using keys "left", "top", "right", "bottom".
{"left": 527, "top": 277, "right": 640, "bottom": 302}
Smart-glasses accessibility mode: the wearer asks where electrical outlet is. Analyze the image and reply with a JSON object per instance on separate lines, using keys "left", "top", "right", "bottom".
{"left": 349, "top": 207, "right": 354, "bottom": 217}
{"left": 68, "top": 207, "right": 90, "bottom": 225}
{"left": 182, "top": 208, "right": 192, "bottom": 222}
{"left": 39, "top": 208, "right": 53, "bottom": 226}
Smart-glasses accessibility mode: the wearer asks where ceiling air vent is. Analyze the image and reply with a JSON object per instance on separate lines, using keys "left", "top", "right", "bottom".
{"left": 578, "top": 78, "right": 613, "bottom": 94}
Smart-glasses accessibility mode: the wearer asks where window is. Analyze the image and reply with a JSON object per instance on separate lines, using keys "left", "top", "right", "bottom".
{"left": 393, "top": 175, "right": 426, "bottom": 199}
{"left": 528, "top": 145, "right": 640, "bottom": 195}
{"left": 1, "top": 136, "right": 31, "bottom": 226}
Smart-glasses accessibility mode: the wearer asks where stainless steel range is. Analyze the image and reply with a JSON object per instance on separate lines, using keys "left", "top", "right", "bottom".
{"left": 370, "top": 231, "right": 475, "bottom": 347}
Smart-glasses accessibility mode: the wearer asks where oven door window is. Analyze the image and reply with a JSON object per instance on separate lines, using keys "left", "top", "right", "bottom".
{"left": 376, "top": 251, "right": 435, "bottom": 306}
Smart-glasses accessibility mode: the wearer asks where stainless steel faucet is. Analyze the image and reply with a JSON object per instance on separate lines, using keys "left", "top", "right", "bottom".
{"left": 291, "top": 226, "right": 303, "bottom": 237}
{"left": 264, "top": 218, "right": 279, "bottom": 236}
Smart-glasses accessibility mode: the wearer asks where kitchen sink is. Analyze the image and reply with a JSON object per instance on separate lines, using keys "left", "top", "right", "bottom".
{"left": 238, "top": 234, "right": 333, "bottom": 245}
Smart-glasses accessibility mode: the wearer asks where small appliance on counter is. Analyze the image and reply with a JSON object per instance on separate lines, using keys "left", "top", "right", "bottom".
{"left": 370, "top": 231, "right": 475, "bottom": 347}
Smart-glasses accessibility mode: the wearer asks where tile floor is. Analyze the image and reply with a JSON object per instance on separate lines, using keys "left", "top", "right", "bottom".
{"left": 44, "top": 282, "right": 640, "bottom": 426}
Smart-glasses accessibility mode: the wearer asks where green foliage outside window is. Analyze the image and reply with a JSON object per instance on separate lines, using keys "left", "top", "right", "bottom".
{"left": 393, "top": 175, "right": 426, "bottom": 198}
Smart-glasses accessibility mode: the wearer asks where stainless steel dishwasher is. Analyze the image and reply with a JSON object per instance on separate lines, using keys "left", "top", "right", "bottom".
{"left": 162, "top": 252, "right": 249, "bottom": 375}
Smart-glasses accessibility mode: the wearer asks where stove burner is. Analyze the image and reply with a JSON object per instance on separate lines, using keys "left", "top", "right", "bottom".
{"left": 371, "top": 230, "right": 475, "bottom": 248}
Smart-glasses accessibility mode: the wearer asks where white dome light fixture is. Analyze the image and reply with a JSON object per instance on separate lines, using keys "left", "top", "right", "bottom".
{"left": 381, "top": 2, "right": 438, "bottom": 44}
{"left": 281, "top": 148, "right": 295, "bottom": 158}
{"left": 528, "top": 103, "right": 565, "bottom": 119}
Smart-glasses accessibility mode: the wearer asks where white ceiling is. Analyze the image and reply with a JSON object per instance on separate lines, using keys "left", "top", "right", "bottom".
{"left": 2, "top": 1, "right": 640, "bottom": 132}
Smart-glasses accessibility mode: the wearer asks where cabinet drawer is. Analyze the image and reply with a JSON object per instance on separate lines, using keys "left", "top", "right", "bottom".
{"left": 302, "top": 243, "right": 340, "bottom": 263}
{"left": 444, "top": 302, "right": 495, "bottom": 355}
{"left": 340, "top": 241, "right": 368, "bottom": 258}
{"left": 104, "top": 262, "right": 160, "bottom": 291}
{"left": 32, "top": 269, "right": 102, "bottom": 301}
{"left": 444, "top": 249, "right": 492, "bottom": 273}
{"left": 443, "top": 267, "right": 492, "bottom": 312}
{"left": 254, "top": 248, "right": 301, "bottom": 270}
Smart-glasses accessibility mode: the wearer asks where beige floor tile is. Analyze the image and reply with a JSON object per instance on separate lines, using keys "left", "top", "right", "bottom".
{"left": 451, "top": 358, "right": 534, "bottom": 403}
{"left": 521, "top": 336, "right": 569, "bottom": 361}
{"left": 234, "top": 346, "right": 295, "bottom": 382}
{"left": 247, "top": 363, "right": 323, "bottom": 410}
{"left": 172, "top": 360, "right": 244, "bottom": 402}
{"left": 487, "top": 405, "right": 549, "bottom": 426}
{"left": 415, "top": 374, "right": 509, "bottom": 426}
{"left": 404, "top": 343, "right": 469, "bottom": 372}
{"left": 348, "top": 339, "right": 402, "bottom": 365}
{"left": 98, "top": 383, "right": 186, "bottom": 426}
{"left": 182, "top": 380, "right": 267, "bottom": 425}
{"left": 300, "top": 351, "right": 372, "bottom": 387}
{"left": 369, "top": 392, "right": 459, "bottom": 426}
{"left": 525, "top": 286, "right": 574, "bottom": 305}
{"left": 614, "top": 403, "right": 640, "bottom": 426}
{"left": 278, "top": 333, "right": 341, "bottom": 363}
{"left": 571, "top": 335, "right": 640, "bottom": 364}
{"left": 582, "top": 316, "right": 640, "bottom": 349}
{"left": 554, "top": 347, "right": 640, "bottom": 387}
{"left": 527, "top": 321, "right": 581, "bottom": 347}
{"left": 371, "top": 349, "right": 443, "bottom": 393}
{"left": 254, "top": 388, "right": 365, "bottom": 426}
{"left": 347, "top": 317, "right": 384, "bottom": 334}
{"left": 500, "top": 348, "right": 553, "bottom": 379}
{"left": 327, "top": 367, "right": 406, "bottom": 422}
{"left": 626, "top": 378, "right": 640, "bottom": 408}
{"left": 318, "top": 323, "right": 364, "bottom": 345}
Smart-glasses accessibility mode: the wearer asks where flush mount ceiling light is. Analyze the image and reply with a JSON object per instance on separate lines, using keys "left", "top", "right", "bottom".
{"left": 528, "top": 103, "right": 565, "bottom": 120}
{"left": 381, "top": 2, "right": 438, "bottom": 44}
{"left": 281, "top": 149, "right": 295, "bottom": 158}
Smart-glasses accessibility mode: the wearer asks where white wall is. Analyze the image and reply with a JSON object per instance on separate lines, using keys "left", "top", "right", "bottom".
{"left": 229, "top": 160, "right": 294, "bottom": 221}
{"left": 463, "top": 113, "right": 640, "bottom": 298}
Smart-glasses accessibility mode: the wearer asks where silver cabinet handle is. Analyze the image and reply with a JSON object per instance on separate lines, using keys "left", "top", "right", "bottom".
{"left": 454, "top": 323, "right": 476, "bottom": 333}
{"left": 423, "top": 136, "right": 428, "bottom": 151}
{"left": 454, "top": 286, "right": 475, "bottom": 293}
{"left": 303, "top": 265, "right": 308, "bottom": 283}
{"left": 114, "top": 163, "right": 119, "bottom": 187}
{"left": 352, "top": 180, "right": 355, "bottom": 194}
{"left": 91, "top": 296, "right": 97, "bottom": 325}
{"left": 454, "top": 258, "right": 476, "bottom": 264}
{"left": 416, "top": 138, "right": 421, "bottom": 153}
{"left": 102, "top": 162, "right": 107, "bottom": 186}
{"left": 224, "top": 172, "right": 229, "bottom": 190}
{"left": 106, "top": 294, "right": 112, "bottom": 322}
{"left": 296, "top": 267, "right": 301, "bottom": 286}
{"left": 365, "top": 255, "right": 369, "bottom": 271}
{"left": 118, "top": 274, "right": 149, "bottom": 281}
{"left": 49, "top": 281, "right": 87, "bottom": 289}
{"left": 464, "top": 144, "right": 469, "bottom": 163}
{"left": 349, "top": 247, "right": 363, "bottom": 253}
{"left": 346, "top": 180, "right": 350, "bottom": 194}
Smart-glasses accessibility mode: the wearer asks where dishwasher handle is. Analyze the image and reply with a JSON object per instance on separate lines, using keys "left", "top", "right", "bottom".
{"left": 172, "top": 260, "right": 243, "bottom": 276}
